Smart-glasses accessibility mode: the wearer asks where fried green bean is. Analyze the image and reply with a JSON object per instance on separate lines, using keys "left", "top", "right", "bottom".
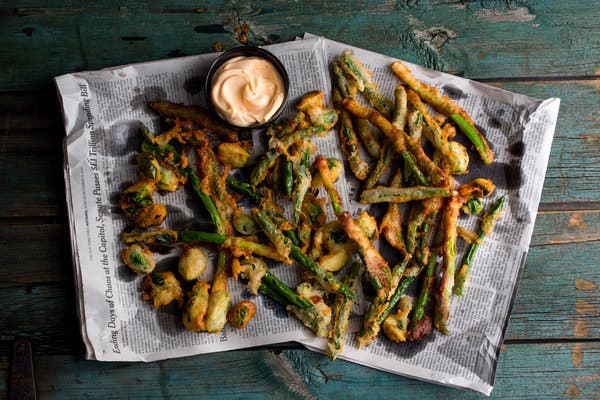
{"left": 434, "top": 194, "right": 461, "bottom": 335}
{"left": 147, "top": 101, "right": 238, "bottom": 142}
{"left": 400, "top": 150, "right": 429, "bottom": 186}
{"left": 377, "top": 260, "right": 423, "bottom": 325}
{"left": 250, "top": 149, "right": 279, "bottom": 188}
{"left": 357, "top": 255, "right": 410, "bottom": 347}
{"left": 355, "top": 118, "right": 381, "bottom": 158}
{"left": 226, "top": 177, "right": 263, "bottom": 204}
{"left": 292, "top": 148, "right": 312, "bottom": 224}
{"left": 435, "top": 179, "right": 495, "bottom": 334}
{"left": 379, "top": 171, "right": 407, "bottom": 255}
{"left": 342, "top": 98, "right": 450, "bottom": 188}
{"left": 405, "top": 197, "right": 444, "bottom": 256}
{"left": 290, "top": 246, "right": 355, "bottom": 299}
{"left": 450, "top": 113, "right": 494, "bottom": 165}
{"left": 314, "top": 156, "right": 345, "bottom": 215}
{"left": 360, "top": 186, "right": 451, "bottom": 204}
{"left": 407, "top": 110, "right": 424, "bottom": 141}
{"left": 328, "top": 261, "right": 360, "bottom": 360}
{"left": 390, "top": 61, "right": 494, "bottom": 164}
{"left": 392, "top": 85, "right": 408, "bottom": 131}
{"left": 332, "top": 88, "right": 370, "bottom": 180}
{"left": 454, "top": 196, "right": 505, "bottom": 296}
{"left": 273, "top": 157, "right": 285, "bottom": 195}
{"left": 408, "top": 89, "right": 469, "bottom": 174}
{"left": 339, "top": 211, "right": 392, "bottom": 297}
{"left": 364, "top": 142, "right": 394, "bottom": 189}
{"left": 283, "top": 158, "right": 294, "bottom": 197}
{"left": 357, "top": 256, "right": 410, "bottom": 348}
{"left": 332, "top": 59, "right": 380, "bottom": 159}
{"left": 261, "top": 271, "right": 313, "bottom": 309}
{"left": 331, "top": 60, "right": 353, "bottom": 97}
{"left": 339, "top": 50, "right": 393, "bottom": 119}
{"left": 120, "top": 229, "right": 285, "bottom": 262}
{"left": 410, "top": 229, "right": 442, "bottom": 329}
{"left": 252, "top": 208, "right": 293, "bottom": 264}
{"left": 315, "top": 156, "right": 392, "bottom": 298}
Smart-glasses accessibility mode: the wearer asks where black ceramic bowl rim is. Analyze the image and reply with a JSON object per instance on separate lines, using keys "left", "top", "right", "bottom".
{"left": 205, "top": 46, "right": 290, "bottom": 130}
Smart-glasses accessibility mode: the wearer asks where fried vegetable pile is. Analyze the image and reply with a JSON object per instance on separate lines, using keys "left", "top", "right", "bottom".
{"left": 118, "top": 50, "right": 505, "bottom": 360}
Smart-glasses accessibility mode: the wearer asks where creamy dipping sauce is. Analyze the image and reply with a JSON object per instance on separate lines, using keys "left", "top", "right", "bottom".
{"left": 210, "top": 56, "right": 285, "bottom": 127}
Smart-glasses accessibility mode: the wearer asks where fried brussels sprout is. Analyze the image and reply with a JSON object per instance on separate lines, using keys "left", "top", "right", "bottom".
{"left": 178, "top": 247, "right": 208, "bottom": 281}
{"left": 227, "top": 300, "right": 257, "bottom": 329}
{"left": 137, "top": 153, "right": 161, "bottom": 182}
{"left": 134, "top": 203, "right": 167, "bottom": 228}
{"left": 142, "top": 271, "right": 184, "bottom": 308}
{"left": 434, "top": 141, "right": 469, "bottom": 174}
{"left": 120, "top": 180, "right": 168, "bottom": 227}
{"left": 318, "top": 247, "right": 350, "bottom": 272}
{"left": 217, "top": 142, "right": 251, "bottom": 168}
{"left": 157, "top": 165, "right": 180, "bottom": 192}
{"left": 120, "top": 181, "right": 155, "bottom": 216}
{"left": 122, "top": 244, "right": 156, "bottom": 275}
{"left": 233, "top": 255, "right": 267, "bottom": 295}
{"left": 462, "top": 198, "right": 483, "bottom": 215}
{"left": 232, "top": 209, "right": 261, "bottom": 235}
{"left": 183, "top": 279, "right": 211, "bottom": 331}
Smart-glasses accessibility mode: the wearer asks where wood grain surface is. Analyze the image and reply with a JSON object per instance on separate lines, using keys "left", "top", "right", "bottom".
{"left": 0, "top": 0, "right": 598, "bottom": 398}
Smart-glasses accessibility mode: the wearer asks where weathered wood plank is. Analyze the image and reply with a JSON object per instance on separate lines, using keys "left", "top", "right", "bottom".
{"left": 1, "top": 0, "right": 600, "bottom": 90}
{"left": 0, "top": 152, "right": 63, "bottom": 217}
{"left": 531, "top": 210, "right": 600, "bottom": 246}
{"left": 0, "top": 93, "right": 64, "bottom": 217}
{"left": 0, "top": 343, "right": 597, "bottom": 399}
{"left": 510, "top": 241, "right": 600, "bottom": 340}
{"left": 1, "top": 78, "right": 599, "bottom": 217}
{"left": 0, "top": 223, "right": 72, "bottom": 284}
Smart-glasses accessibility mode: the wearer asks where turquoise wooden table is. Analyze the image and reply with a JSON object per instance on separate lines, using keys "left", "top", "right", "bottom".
{"left": 1, "top": 1, "right": 599, "bottom": 398}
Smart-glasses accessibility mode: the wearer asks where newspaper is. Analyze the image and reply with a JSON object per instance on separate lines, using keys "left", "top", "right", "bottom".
{"left": 55, "top": 34, "right": 559, "bottom": 395}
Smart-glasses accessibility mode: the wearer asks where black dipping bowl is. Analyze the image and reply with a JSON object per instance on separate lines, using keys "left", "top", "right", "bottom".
{"left": 205, "top": 46, "right": 289, "bottom": 129}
